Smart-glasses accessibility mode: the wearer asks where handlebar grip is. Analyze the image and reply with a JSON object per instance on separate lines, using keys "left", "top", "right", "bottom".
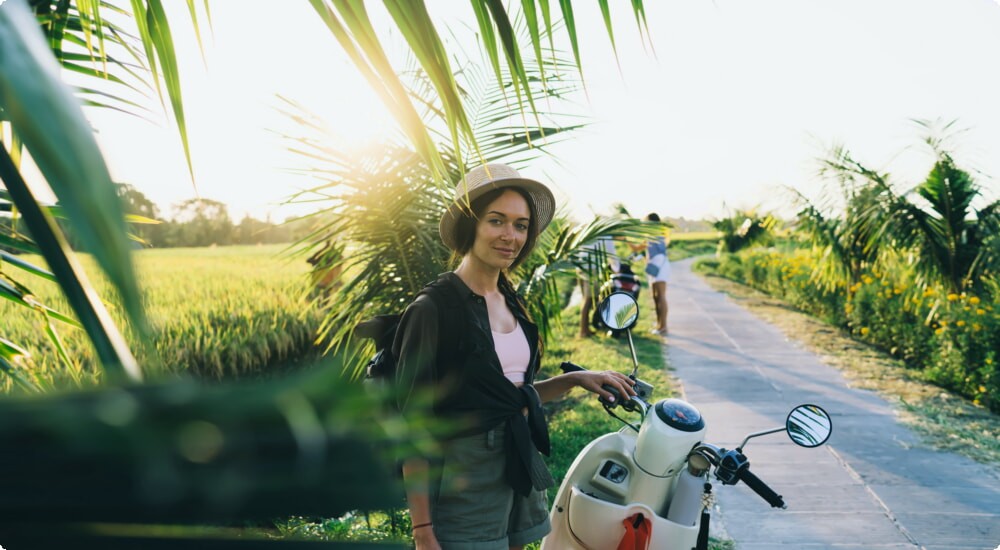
{"left": 738, "top": 468, "right": 786, "bottom": 509}
{"left": 599, "top": 384, "right": 622, "bottom": 407}
{"left": 560, "top": 361, "right": 587, "bottom": 373}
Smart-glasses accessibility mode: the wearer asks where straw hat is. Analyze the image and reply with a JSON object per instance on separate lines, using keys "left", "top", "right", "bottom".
{"left": 439, "top": 163, "right": 556, "bottom": 251}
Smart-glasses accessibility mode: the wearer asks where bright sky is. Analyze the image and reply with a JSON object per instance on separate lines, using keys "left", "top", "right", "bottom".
{"left": 77, "top": 0, "right": 1000, "bottom": 224}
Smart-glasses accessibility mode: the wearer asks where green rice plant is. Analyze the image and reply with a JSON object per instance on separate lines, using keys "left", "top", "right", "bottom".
{"left": 0, "top": 245, "right": 324, "bottom": 389}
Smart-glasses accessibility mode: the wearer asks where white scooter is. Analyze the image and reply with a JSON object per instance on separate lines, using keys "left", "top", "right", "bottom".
{"left": 542, "top": 292, "right": 833, "bottom": 550}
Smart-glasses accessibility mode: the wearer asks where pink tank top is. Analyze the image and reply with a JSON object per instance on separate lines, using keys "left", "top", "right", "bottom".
{"left": 492, "top": 321, "right": 530, "bottom": 385}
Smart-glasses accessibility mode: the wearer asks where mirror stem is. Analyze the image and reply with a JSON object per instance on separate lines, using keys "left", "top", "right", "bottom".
{"left": 625, "top": 328, "right": 639, "bottom": 378}
{"left": 737, "top": 426, "right": 786, "bottom": 452}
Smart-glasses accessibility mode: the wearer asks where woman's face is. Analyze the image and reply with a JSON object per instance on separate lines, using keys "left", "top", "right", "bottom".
{"left": 469, "top": 189, "right": 531, "bottom": 271}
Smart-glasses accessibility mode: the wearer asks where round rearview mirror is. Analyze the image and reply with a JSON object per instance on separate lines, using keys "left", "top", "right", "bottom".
{"left": 598, "top": 292, "right": 639, "bottom": 331}
{"left": 786, "top": 404, "right": 832, "bottom": 448}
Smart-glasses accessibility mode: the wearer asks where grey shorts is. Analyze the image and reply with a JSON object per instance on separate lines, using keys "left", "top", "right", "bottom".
{"left": 431, "top": 423, "right": 551, "bottom": 549}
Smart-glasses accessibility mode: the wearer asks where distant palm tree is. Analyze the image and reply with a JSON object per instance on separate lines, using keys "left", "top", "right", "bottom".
{"left": 873, "top": 153, "right": 999, "bottom": 292}
{"left": 818, "top": 128, "right": 1000, "bottom": 293}
{"left": 791, "top": 145, "right": 886, "bottom": 290}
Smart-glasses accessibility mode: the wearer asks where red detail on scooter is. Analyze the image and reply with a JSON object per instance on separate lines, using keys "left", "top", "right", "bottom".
{"left": 617, "top": 513, "right": 651, "bottom": 550}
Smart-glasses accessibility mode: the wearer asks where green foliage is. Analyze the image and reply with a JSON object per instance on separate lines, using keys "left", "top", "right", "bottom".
{"left": 668, "top": 237, "right": 718, "bottom": 261}
{"left": 712, "top": 207, "right": 777, "bottom": 254}
{"left": 310, "top": 0, "right": 650, "bottom": 178}
{"left": 1, "top": 2, "right": 145, "bottom": 381}
{"left": 704, "top": 248, "right": 1000, "bottom": 412}
{"left": 813, "top": 128, "right": 1000, "bottom": 294}
{"left": 0, "top": 364, "right": 410, "bottom": 548}
{"left": 274, "top": 512, "right": 411, "bottom": 544}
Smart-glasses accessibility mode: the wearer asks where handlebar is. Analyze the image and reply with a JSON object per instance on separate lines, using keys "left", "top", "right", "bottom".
{"left": 738, "top": 468, "right": 786, "bottom": 509}
{"left": 559, "top": 361, "right": 586, "bottom": 373}
{"left": 559, "top": 362, "right": 649, "bottom": 414}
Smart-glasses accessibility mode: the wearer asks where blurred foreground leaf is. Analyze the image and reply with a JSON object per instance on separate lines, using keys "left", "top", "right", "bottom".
{"left": 0, "top": 364, "right": 408, "bottom": 547}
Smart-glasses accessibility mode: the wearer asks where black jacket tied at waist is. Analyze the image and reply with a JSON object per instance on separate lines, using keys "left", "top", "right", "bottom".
{"left": 393, "top": 272, "right": 555, "bottom": 497}
{"left": 506, "top": 384, "right": 554, "bottom": 496}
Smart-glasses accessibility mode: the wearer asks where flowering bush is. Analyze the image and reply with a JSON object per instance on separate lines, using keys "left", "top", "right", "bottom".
{"left": 712, "top": 249, "right": 999, "bottom": 412}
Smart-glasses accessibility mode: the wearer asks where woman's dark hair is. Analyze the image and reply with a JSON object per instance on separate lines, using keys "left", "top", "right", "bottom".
{"left": 450, "top": 186, "right": 539, "bottom": 270}
{"left": 647, "top": 212, "right": 660, "bottom": 222}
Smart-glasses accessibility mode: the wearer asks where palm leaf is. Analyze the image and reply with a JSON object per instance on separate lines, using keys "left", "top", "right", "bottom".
{"left": 517, "top": 214, "right": 662, "bottom": 343}
{"left": 0, "top": 336, "right": 38, "bottom": 392}
{"left": 283, "top": 34, "right": 587, "bottom": 377}
{"left": 310, "top": 0, "right": 448, "bottom": 180}
{"left": 0, "top": 0, "right": 142, "bottom": 382}
{"left": 310, "top": 1, "right": 650, "bottom": 185}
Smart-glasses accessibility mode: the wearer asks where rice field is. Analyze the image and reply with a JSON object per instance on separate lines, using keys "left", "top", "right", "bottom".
{"left": 0, "top": 245, "right": 324, "bottom": 390}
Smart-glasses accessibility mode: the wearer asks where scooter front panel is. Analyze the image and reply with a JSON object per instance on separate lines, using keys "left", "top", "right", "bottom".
{"left": 565, "top": 486, "right": 700, "bottom": 550}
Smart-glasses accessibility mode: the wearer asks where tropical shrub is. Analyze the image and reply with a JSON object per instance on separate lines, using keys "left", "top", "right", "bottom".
{"left": 706, "top": 248, "right": 999, "bottom": 412}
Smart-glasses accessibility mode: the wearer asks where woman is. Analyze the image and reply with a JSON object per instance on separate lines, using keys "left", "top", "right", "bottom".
{"left": 393, "top": 163, "right": 636, "bottom": 550}
{"left": 643, "top": 213, "right": 670, "bottom": 336}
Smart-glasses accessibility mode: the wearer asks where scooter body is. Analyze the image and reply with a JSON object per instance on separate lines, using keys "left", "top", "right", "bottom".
{"left": 543, "top": 411, "right": 707, "bottom": 549}
{"left": 544, "top": 292, "right": 833, "bottom": 550}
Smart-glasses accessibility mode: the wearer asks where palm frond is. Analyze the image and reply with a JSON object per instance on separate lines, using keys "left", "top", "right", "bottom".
{"left": 517, "top": 214, "right": 660, "bottom": 343}
{"left": 283, "top": 33, "right": 588, "bottom": 377}
{"left": 313, "top": 1, "right": 648, "bottom": 182}
{"left": 1, "top": 1, "right": 142, "bottom": 381}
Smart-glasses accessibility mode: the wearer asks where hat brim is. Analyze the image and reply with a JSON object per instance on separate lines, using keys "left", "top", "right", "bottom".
{"left": 439, "top": 177, "right": 556, "bottom": 251}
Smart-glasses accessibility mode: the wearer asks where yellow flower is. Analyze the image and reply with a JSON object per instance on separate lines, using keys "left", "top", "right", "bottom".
{"left": 862, "top": 275, "right": 874, "bottom": 284}
{"left": 947, "top": 293, "right": 959, "bottom": 302}
{"left": 973, "top": 323, "right": 982, "bottom": 332}
{"left": 939, "top": 320, "right": 948, "bottom": 327}
{"left": 956, "top": 320, "right": 966, "bottom": 327}
{"left": 977, "top": 309, "right": 986, "bottom": 315}
{"left": 934, "top": 328, "right": 944, "bottom": 335}
{"left": 893, "top": 287, "right": 902, "bottom": 295}
{"left": 986, "top": 358, "right": 994, "bottom": 365}
{"left": 860, "top": 327, "right": 870, "bottom": 336}
{"left": 969, "top": 296, "right": 981, "bottom": 305}
{"left": 923, "top": 288, "right": 935, "bottom": 297}
{"left": 980, "top": 385, "right": 988, "bottom": 393}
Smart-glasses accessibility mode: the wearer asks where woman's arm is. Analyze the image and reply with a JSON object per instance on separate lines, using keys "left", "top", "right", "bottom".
{"left": 394, "top": 297, "right": 443, "bottom": 549}
{"left": 534, "top": 370, "right": 635, "bottom": 404}
{"left": 402, "top": 458, "right": 442, "bottom": 550}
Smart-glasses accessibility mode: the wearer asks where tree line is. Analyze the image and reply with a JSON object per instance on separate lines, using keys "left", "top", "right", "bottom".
{"left": 1, "top": 185, "right": 317, "bottom": 252}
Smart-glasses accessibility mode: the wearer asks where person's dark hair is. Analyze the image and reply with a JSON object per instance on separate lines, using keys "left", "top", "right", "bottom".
{"left": 646, "top": 213, "right": 660, "bottom": 222}
{"left": 450, "top": 186, "right": 539, "bottom": 270}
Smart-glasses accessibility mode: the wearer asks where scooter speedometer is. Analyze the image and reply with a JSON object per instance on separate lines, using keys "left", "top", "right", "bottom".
{"left": 654, "top": 399, "right": 705, "bottom": 432}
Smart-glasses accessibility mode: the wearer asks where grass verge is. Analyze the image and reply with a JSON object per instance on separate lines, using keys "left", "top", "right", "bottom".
{"left": 695, "top": 268, "right": 1000, "bottom": 466}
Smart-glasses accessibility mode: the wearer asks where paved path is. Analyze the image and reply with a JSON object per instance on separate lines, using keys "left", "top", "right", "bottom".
{"left": 665, "top": 258, "right": 1000, "bottom": 550}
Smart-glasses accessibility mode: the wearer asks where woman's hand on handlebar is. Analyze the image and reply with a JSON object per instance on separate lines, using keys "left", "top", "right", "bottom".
{"left": 574, "top": 370, "right": 636, "bottom": 403}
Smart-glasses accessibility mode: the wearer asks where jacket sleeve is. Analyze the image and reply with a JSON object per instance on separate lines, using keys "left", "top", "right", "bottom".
{"left": 391, "top": 294, "right": 439, "bottom": 415}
